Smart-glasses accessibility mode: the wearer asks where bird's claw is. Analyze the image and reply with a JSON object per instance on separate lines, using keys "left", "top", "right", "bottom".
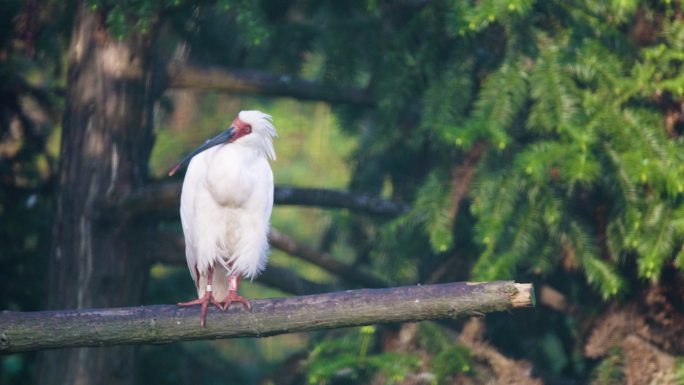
{"left": 178, "top": 292, "right": 222, "bottom": 327}
{"left": 220, "top": 291, "right": 252, "bottom": 312}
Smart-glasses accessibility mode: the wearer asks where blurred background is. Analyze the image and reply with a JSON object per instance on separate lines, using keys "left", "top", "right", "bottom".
{"left": 2, "top": 0, "right": 684, "bottom": 384}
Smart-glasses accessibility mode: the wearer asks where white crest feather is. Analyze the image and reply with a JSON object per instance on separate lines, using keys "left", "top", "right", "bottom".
{"left": 237, "top": 110, "right": 277, "bottom": 161}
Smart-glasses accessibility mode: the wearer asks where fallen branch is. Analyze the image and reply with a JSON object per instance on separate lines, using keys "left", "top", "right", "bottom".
{"left": 113, "top": 182, "right": 410, "bottom": 221}
{"left": 149, "top": 230, "right": 337, "bottom": 295}
{"left": 259, "top": 265, "right": 338, "bottom": 296}
{"left": 0, "top": 281, "right": 533, "bottom": 354}
{"left": 269, "top": 229, "right": 388, "bottom": 288}
{"left": 166, "top": 63, "right": 374, "bottom": 107}
{"left": 151, "top": 230, "right": 340, "bottom": 295}
{"left": 273, "top": 186, "right": 410, "bottom": 217}
{"left": 152, "top": 228, "right": 386, "bottom": 290}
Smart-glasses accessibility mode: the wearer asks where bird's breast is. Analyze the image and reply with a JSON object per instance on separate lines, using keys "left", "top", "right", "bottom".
{"left": 204, "top": 145, "right": 271, "bottom": 208}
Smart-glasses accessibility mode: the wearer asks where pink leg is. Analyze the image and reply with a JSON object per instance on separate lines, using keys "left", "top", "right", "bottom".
{"left": 219, "top": 275, "right": 252, "bottom": 311}
{"left": 178, "top": 265, "right": 222, "bottom": 327}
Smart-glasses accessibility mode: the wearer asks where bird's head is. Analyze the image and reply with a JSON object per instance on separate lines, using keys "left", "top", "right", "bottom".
{"left": 168, "top": 110, "right": 277, "bottom": 176}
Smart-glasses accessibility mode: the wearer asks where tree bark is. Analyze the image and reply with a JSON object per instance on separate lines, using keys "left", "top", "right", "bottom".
{"left": 1, "top": 281, "right": 534, "bottom": 354}
{"left": 36, "top": 5, "right": 156, "bottom": 385}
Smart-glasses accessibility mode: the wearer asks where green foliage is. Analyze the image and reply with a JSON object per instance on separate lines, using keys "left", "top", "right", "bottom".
{"left": 450, "top": 1, "right": 684, "bottom": 299}
{"left": 305, "top": 326, "right": 420, "bottom": 385}
{"left": 590, "top": 348, "right": 624, "bottom": 385}
{"left": 431, "top": 345, "right": 473, "bottom": 382}
{"left": 674, "top": 357, "right": 684, "bottom": 384}
{"left": 407, "top": 171, "right": 456, "bottom": 253}
{"left": 85, "top": 0, "right": 168, "bottom": 37}
{"left": 8, "top": 0, "right": 684, "bottom": 383}
{"left": 417, "top": 323, "right": 474, "bottom": 383}
{"left": 0, "top": 3, "right": 66, "bottom": 384}
{"left": 449, "top": 0, "right": 534, "bottom": 35}
{"left": 423, "top": 61, "right": 473, "bottom": 139}
{"left": 451, "top": 58, "right": 527, "bottom": 150}
{"left": 528, "top": 46, "right": 579, "bottom": 135}
{"left": 85, "top": 0, "right": 269, "bottom": 42}
{"left": 220, "top": 0, "right": 269, "bottom": 46}
{"left": 263, "top": 0, "right": 684, "bottom": 307}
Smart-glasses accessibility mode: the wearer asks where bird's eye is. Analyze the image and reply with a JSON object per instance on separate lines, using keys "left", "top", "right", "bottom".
{"left": 245, "top": 125, "right": 252, "bottom": 134}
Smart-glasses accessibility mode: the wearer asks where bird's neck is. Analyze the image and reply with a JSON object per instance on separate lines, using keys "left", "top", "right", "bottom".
{"left": 234, "top": 134, "right": 276, "bottom": 161}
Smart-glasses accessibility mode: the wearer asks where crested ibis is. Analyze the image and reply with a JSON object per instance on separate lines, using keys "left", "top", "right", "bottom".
{"left": 169, "top": 110, "right": 277, "bottom": 327}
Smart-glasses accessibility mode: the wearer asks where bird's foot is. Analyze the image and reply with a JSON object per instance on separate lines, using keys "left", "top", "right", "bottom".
{"left": 219, "top": 291, "right": 252, "bottom": 312}
{"left": 178, "top": 292, "right": 222, "bottom": 327}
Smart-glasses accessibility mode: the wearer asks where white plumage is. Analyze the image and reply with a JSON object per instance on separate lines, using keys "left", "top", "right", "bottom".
{"left": 175, "top": 110, "right": 277, "bottom": 324}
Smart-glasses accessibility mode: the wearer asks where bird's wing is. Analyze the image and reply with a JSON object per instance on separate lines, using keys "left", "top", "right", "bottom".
{"left": 222, "top": 158, "right": 274, "bottom": 280}
{"left": 180, "top": 155, "right": 206, "bottom": 287}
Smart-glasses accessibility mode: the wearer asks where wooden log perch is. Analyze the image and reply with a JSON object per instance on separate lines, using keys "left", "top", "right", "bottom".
{"left": 0, "top": 281, "right": 533, "bottom": 354}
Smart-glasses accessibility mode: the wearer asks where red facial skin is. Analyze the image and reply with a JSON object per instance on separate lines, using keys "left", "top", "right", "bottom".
{"left": 230, "top": 118, "right": 252, "bottom": 142}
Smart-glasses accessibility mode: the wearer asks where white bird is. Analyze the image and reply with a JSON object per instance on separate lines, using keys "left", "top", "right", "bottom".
{"left": 169, "top": 110, "right": 277, "bottom": 327}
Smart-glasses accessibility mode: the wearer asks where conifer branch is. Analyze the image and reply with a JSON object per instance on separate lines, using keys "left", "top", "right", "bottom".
{"left": 449, "top": 142, "right": 487, "bottom": 220}
{"left": 0, "top": 281, "right": 534, "bottom": 354}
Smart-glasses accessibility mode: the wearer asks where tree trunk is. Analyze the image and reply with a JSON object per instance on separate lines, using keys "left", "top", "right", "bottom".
{"left": 36, "top": 4, "right": 156, "bottom": 385}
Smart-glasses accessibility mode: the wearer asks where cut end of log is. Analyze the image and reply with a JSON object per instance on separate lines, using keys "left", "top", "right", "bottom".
{"left": 510, "top": 283, "right": 535, "bottom": 308}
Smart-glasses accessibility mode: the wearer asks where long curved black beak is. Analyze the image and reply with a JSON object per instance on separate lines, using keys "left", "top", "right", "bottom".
{"left": 168, "top": 127, "right": 235, "bottom": 176}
